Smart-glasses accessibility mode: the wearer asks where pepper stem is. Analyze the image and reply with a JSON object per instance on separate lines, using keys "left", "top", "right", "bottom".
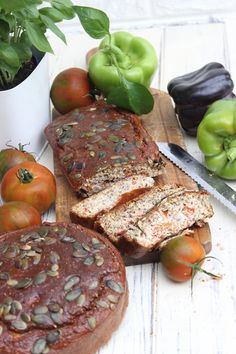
{"left": 16, "top": 168, "right": 34, "bottom": 184}
{"left": 224, "top": 135, "right": 236, "bottom": 161}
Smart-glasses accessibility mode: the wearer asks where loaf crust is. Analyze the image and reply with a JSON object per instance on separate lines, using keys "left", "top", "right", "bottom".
{"left": 44, "top": 100, "right": 162, "bottom": 196}
{"left": 0, "top": 222, "right": 128, "bottom": 354}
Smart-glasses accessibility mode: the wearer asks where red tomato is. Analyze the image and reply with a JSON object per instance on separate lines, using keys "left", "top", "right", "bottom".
{"left": 160, "top": 235, "right": 205, "bottom": 282}
{"left": 50, "top": 67, "right": 94, "bottom": 114}
{"left": 0, "top": 201, "right": 41, "bottom": 234}
{"left": 1, "top": 162, "right": 56, "bottom": 214}
{"left": 0, "top": 144, "right": 35, "bottom": 181}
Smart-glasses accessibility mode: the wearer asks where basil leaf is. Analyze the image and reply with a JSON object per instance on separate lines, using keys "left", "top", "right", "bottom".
{"left": 39, "top": 7, "right": 65, "bottom": 22}
{"left": 40, "top": 14, "right": 66, "bottom": 43}
{"left": 24, "top": 21, "right": 53, "bottom": 54}
{"left": 52, "top": 0, "right": 73, "bottom": 7}
{"left": 0, "top": 43, "right": 20, "bottom": 67}
{"left": 52, "top": 3, "right": 75, "bottom": 20}
{"left": 74, "top": 6, "right": 109, "bottom": 39}
{"left": 107, "top": 77, "right": 154, "bottom": 115}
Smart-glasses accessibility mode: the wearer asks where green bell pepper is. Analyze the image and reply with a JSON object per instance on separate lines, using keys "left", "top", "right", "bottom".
{"left": 197, "top": 99, "right": 236, "bottom": 179}
{"left": 88, "top": 31, "right": 158, "bottom": 96}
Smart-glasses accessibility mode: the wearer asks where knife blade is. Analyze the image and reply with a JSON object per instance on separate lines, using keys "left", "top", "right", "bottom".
{"left": 158, "top": 142, "right": 236, "bottom": 214}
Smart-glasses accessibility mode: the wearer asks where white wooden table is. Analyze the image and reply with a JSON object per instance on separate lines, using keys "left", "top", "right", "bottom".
{"left": 40, "top": 21, "right": 236, "bottom": 354}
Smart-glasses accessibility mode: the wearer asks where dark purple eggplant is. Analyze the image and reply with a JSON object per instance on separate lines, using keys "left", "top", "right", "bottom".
{"left": 167, "top": 62, "right": 235, "bottom": 135}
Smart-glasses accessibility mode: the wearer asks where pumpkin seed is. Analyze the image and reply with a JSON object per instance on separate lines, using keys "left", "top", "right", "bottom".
{"left": 33, "top": 306, "right": 48, "bottom": 315}
{"left": 73, "top": 241, "right": 83, "bottom": 250}
{"left": 0, "top": 272, "right": 9, "bottom": 280}
{"left": 86, "top": 132, "right": 95, "bottom": 137}
{"left": 48, "top": 303, "right": 61, "bottom": 313}
{"left": 111, "top": 155, "right": 122, "bottom": 160}
{"left": 32, "top": 338, "right": 47, "bottom": 354}
{"left": 128, "top": 153, "right": 137, "bottom": 160}
{"left": 96, "top": 300, "right": 109, "bottom": 309}
{"left": 92, "top": 242, "right": 106, "bottom": 250}
{"left": 99, "top": 151, "right": 107, "bottom": 159}
{"left": 82, "top": 243, "right": 91, "bottom": 252}
{"left": 62, "top": 153, "right": 73, "bottom": 163}
{"left": 65, "top": 288, "right": 81, "bottom": 302}
{"left": 3, "top": 304, "right": 11, "bottom": 315}
{"left": 87, "top": 317, "right": 96, "bottom": 329}
{"left": 33, "top": 254, "right": 41, "bottom": 265}
{"left": 76, "top": 294, "right": 86, "bottom": 307}
{"left": 110, "top": 304, "right": 116, "bottom": 310}
{"left": 49, "top": 251, "right": 60, "bottom": 264}
{"left": 32, "top": 314, "right": 53, "bottom": 326}
{"left": 77, "top": 113, "right": 85, "bottom": 121}
{"left": 95, "top": 255, "right": 104, "bottom": 267}
{"left": 4, "top": 314, "right": 17, "bottom": 321}
{"left": 67, "top": 161, "right": 76, "bottom": 174}
{"left": 64, "top": 275, "right": 80, "bottom": 292}
{"left": 74, "top": 173, "right": 81, "bottom": 180}
{"left": 21, "top": 312, "right": 31, "bottom": 323}
{"left": 34, "top": 272, "right": 47, "bottom": 285}
{"left": 96, "top": 127, "right": 106, "bottom": 132}
{"left": 12, "top": 319, "right": 27, "bottom": 330}
{"left": 47, "top": 270, "right": 59, "bottom": 277}
{"left": 107, "top": 294, "right": 119, "bottom": 303}
{"left": 0, "top": 305, "right": 4, "bottom": 317}
{"left": 7, "top": 279, "right": 18, "bottom": 287}
{"left": 61, "top": 236, "right": 75, "bottom": 243}
{"left": 51, "top": 264, "right": 59, "bottom": 272}
{"left": 89, "top": 135, "right": 102, "bottom": 143}
{"left": 106, "top": 280, "right": 124, "bottom": 294}
{"left": 83, "top": 256, "right": 94, "bottom": 266}
{"left": 11, "top": 300, "right": 22, "bottom": 314}
{"left": 20, "top": 244, "right": 31, "bottom": 251}
{"left": 46, "top": 330, "right": 60, "bottom": 344}
{"left": 135, "top": 140, "right": 142, "bottom": 148}
{"left": 0, "top": 326, "right": 3, "bottom": 336}
{"left": 93, "top": 120, "right": 104, "bottom": 126}
{"left": 44, "top": 237, "right": 56, "bottom": 245}
{"left": 15, "top": 277, "right": 32, "bottom": 289}
{"left": 50, "top": 312, "right": 63, "bottom": 325}
{"left": 15, "top": 258, "right": 29, "bottom": 270}
{"left": 108, "top": 135, "right": 120, "bottom": 143}
{"left": 57, "top": 227, "right": 67, "bottom": 238}
{"left": 88, "top": 279, "right": 98, "bottom": 290}
{"left": 73, "top": 249, "right": 88, "bottom": 258}
{"left": 99, "top": 139, "right": 108, "bottom": 147}
{"left": 0, "top": 261, "right": 3, "bottom": 266}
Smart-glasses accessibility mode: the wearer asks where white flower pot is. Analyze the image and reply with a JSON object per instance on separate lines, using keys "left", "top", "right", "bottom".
{"left": 0, "top": 52, "right": 51, "bottom": 159}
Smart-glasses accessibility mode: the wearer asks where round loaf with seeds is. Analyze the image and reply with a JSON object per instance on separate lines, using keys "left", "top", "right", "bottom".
{"left": 0, "top": 222, "right": 128, "bottom": 354}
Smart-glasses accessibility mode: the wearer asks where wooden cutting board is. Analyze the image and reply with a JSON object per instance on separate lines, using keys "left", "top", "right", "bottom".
{"left": 54, "top": 89, "right": 212, "bottom": 266}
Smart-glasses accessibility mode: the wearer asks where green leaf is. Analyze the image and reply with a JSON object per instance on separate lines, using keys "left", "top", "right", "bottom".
{"left": 39, "top": 7, "right": 65, "bottom": 22}
{"left": 24, "top": 21, "right": 53, "bottom": 53}
{"left": 0, "top": 59, "right": 19, "bottom": 76}
{"left": 0, "top": 43, "right": 20, "bottom": 67}
{"left": 52, "top": 0, "right": 73, "bottom": 7}
{"left": 12, "top": 42, "right": 32, "bottom": 64}
{"left": 52, "top": 3, "right": 75, "bottom": 20}
{"left": 40, "top": 14, "right": 66, "bottom": 43}
{"left": 0, "top": 0, "right": 42, "bottom": 12}
{"left": 107, "top": 77, "right": 154, "bottom": 115}
{"left": 74, "top": 6, "right": 110, "bottom": 39}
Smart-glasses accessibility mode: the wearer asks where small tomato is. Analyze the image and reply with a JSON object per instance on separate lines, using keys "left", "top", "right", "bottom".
{"left": 50, "top": 67, "right": 94, "bottom": 114}
{"left": 160, "top": 236, "right": 206, "bottom": 282}
{"left": 0, "top": 201, "right": 41, "bottom": 234}
{"left": 1, "top": 162, "right": 56, "bottom": 214}
{"left": 0, "top": 143, "right": 35, "bottom": 181}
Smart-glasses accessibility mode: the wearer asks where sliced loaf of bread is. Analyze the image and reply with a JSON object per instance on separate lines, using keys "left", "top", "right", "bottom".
{"left": 70, "top": 175, "right": 155, "bottom": 227}
{"left": 97, "top": 184, "right": 186, "bottom": 241}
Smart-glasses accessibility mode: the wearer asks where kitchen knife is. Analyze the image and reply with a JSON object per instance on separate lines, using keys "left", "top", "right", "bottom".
{"left": 158, "top": 142, "right": 236, "bottom": 214}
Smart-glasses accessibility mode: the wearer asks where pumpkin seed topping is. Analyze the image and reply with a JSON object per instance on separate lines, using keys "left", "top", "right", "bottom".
{"left": 0, "top": 244, "right": 8, "bottom": 254}
{"left": 46, "top": 330, "right": 60, "bottom": 344}
{"left": 33, "top": 306, "right": 48, "bottom": 315}
{"left": 4, "top": 314, "right": 17, "bottom": 321}
{"left": 106, "top": 280, "right": 124, "bottom": 294}
{"left": 32, "top": 314, "right": 53, "bottom": 326}
{"left": 83, "top": 256, "right": 94, "bottom": 266}
{"left": 48, "top": 303, "right": 61, "bottom": 313}
{"left": 0, "top": 272, "right": 10, "bottom": 280}
{"left": 96, "top": 300, "right": 109, "bottom": 309}
{"left": 32, "top": 338, "right": 48, "bottom": 354}
{"left": 76, "top": 294, "right": 86, "bottom": 307}
{"left": 7, "top": 279, "right": 18, "bottom": 287}
{"left": 21, "top": 312, "right": 31, "bottom": 323}
{"left": 12, "top": 319, "right": 27, "bottom": 330}
{"left": 0, "top": 326, "right": 3, "bottom": 336}
{"left": 87, "top": 317, "right": 96, "bottom": 330}
{"left": 107, "top": 294, "right": 119, "bottom": 303}
{"left": 88, "top": 280, "right": 98, "bottom": 290}
{"left": 95, "top": 254, "right": 104, "bottom": 267}
{"left": 15, "top": 277, "right": 33, "bottom": 289}
{"left": 49, "top": 251, "right": 60, "bottom": 265}
{"left": 34, "top": 272, "right": 47, "bottom": 285}
{"left": 64, "top": 275, "right": 80, "bottom": 292}
{"left": 65, "top": 288, "right": 82, "bottom": 302}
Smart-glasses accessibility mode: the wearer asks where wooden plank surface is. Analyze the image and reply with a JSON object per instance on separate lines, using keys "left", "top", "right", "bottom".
{"left": 41, "top": 24, "right": 236, "bottom": 354}
{"left": 54, "top": 88, "right": 211, "bottom": 264}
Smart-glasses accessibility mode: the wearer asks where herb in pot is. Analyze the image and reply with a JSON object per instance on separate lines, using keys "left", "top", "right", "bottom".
{"left": 0, "top": 0, "right": 75, "bottom": 90}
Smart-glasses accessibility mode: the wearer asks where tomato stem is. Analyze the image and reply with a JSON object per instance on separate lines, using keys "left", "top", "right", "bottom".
{"left": 16, "top": 168, "right": 34, "bottom": 184}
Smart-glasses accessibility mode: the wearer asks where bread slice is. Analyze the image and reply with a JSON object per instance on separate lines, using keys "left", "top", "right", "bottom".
{"left": 70, "top": 175, "right": 155, "bottom": 227}
{"left": 97, "top": 184, "right": 186, "bottom": 241}
{"left": 121, "top": 190, "right": 213, "bottom": 250}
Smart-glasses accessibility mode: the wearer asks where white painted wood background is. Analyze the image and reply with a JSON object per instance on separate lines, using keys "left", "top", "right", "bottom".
{"left": 41, "top": 21, "right": 236, "bottom": 354}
